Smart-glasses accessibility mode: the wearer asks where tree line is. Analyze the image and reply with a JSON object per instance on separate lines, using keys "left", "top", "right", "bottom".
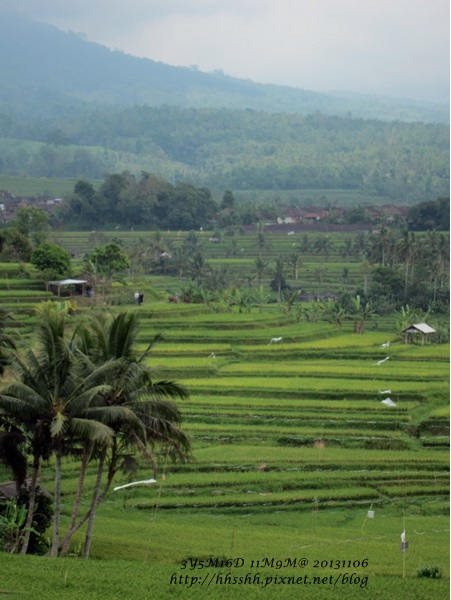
{"left": 51, "top": 172, "right": 450, "bottom": 232}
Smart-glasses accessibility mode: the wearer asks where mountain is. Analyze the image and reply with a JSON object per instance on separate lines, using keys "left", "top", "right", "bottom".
{"left": 0, "top": 11, "right": 448, "bottom": 124}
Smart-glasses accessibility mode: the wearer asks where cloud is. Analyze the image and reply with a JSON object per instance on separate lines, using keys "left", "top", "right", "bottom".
{"left": 4, "top": 0, "right": 449, "bottom": 103}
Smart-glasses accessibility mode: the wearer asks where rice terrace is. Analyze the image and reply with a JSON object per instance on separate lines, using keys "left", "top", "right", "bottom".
{"left": 0, "top": 221, "right": 448, "bottom": 600}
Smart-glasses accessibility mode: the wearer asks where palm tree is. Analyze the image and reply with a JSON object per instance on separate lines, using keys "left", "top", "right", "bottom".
{"left": 189, "top": 251, "right": 209, "bottom": 284}
{"left": 270, "top": 258, "right": 287, "bottom": 300}
{"left": 166, "top": 246, "right": 190, "bottom": 277}
{"left": 255, "top": 222, "right": 271, "bottom": 258}
{"left": 396, "top": 230, "right": 418, "bottom": 296}
{"left": 352, "top": 232, "right": 369, "bottom": 259}
{"left": 286, "top": 251, "right": 303, "bottom": 281}
{"left": 59, "top": 311, "right": 191, "bottom": 559}
{"left": 253, "top": 257, "right": 268, "bottom": 287}
{"left": 359, "top": 260, "right": 372, "bottom": 295}
{"left": 313, "top": 234, "right": 333, "bottom": 261}
{"left": 297, "top": 234, "right": 310, "bottom": 254}
{"left": 0, "top": 304, "right": 115, "bottom": 556}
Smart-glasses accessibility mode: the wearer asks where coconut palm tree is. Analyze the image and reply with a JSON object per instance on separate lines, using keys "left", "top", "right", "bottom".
{"left": 59, "top": 311, "right": 191, "bottom": 559}
{"left": 396, "top": 230, "right": 418, "bottom": 296}
{"left": 313, "top": 234, "right": 334, "bottom": 261}
{"left": 286, "top": 251, "right": 303, "bottom": 281}
{"left": 0, "top": 304, "right": 115, "bottom": 556}
{"left": 253, "top": 257, "right": 268, "bottom": 287}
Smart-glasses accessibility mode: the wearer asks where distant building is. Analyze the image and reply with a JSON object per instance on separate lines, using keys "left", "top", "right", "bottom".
{"left": 303, "top": 212, "right": 324, "bottom": 222}
{"left": 276, "top": 207, "right": 307, "bottom": 224}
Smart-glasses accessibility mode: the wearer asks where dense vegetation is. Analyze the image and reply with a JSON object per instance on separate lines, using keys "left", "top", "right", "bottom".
{"left": 52, "top": 172, "right": 450, "bottom": 232}
{"left": 0, "top": 107, "right": 448, "bottom": 202}
{"left": 1, "top": 206, "right": 449, "bottom": 313}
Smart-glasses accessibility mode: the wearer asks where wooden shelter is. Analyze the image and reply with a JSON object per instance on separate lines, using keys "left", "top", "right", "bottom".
{"left": 46, "top": 278, "right": 88, "bottom": 297}
{"left": 401, "top": 323, "right": 436, "bottom": 345}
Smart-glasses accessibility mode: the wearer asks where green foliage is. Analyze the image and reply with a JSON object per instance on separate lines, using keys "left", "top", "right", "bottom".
{"left": 30, "top": 242, "right": 72, "bottom": 279}
{"left": 0, "top": 112, "right": 449, "bottom": 205}
{"left": 85, "top": 242, "right": 130, "bottom": 280}
{"left": 13, "top": 206, "right": 49, "bottom": 246}
{"left": 408, "top": 197, "right": 450, "bottom": 231}
{"left": 0, "top": 499, "right": 27, "bottom": 553}
{"left": 416, "top": 564, "right": 443, "bottom": 579}
{"left": 0, "top": 227, "right": 33, "bottom": 262}
{"left": 60, "top": 173, "right": 219, "bottom": 230}
{"left": 15, "top": 488, "right": 53, "bottom": 555}
{"left": 83, "top": 242, "right": 130, "bottom": 299}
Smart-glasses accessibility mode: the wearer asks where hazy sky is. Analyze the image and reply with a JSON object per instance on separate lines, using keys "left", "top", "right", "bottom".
{"left": 7, "top": 0, "right": 450, "bottom": 103}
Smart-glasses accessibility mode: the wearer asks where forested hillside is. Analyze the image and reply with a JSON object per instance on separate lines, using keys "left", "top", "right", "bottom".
{"left": 0, "top": 106, "right": 448, "bottom": 203}
{"left": 0, "top": 11, "right": 448, "bottom": 123}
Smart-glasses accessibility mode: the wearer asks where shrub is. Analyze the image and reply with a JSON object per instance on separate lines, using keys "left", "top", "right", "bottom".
{"left": 416, "top": 564, "right": 443, "bottom": 579}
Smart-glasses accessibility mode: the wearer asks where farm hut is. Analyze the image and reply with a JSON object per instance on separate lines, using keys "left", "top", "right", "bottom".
{"left": 46, "top": 279, "right": 88, "bottom": 297}
{"left": 401, "top": 323, "right": 436, "bottom": 345}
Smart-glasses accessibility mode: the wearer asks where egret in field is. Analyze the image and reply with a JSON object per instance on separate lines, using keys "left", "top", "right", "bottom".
{"left": 379, "top": 390, "right": 392, "bottom": 394}
{"left": 381, "top": 341, "right": 390, "bottom": 348}
{"left": 381, "top": 398, "right": 397, "bottom": 407}
{"left": 375, "top": 357, "right": 390, "bottom": 366}
{"left": 208, "top": 352, "right": 216, "bottom": 358}
{"left": 114, "top": 478, "right": 157, "bottom": 491}
{"left": 268, "top": 337, "right": 283, "bottom": 345}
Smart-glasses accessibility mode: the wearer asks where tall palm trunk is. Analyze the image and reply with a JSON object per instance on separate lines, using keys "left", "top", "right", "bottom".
{"left": 50, "top": 448, "right": 63, "bottom": 558}
{"left": 20, "top": 453, "right": 40, "bottom": 555}
{"left": 83, "top": 449, "right": 106, "bottom": 559}
{"left": 59, "top": 443, "right": 92, "bottom": 557}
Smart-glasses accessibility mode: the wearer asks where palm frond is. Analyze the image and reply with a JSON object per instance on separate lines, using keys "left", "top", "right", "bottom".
{"left": 69, "top": 418, "right": 114, "bottom": 447}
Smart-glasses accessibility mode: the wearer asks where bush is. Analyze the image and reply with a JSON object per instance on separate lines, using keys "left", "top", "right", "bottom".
{"left": 416, "top": 564, "right": 443, "bottom": 579}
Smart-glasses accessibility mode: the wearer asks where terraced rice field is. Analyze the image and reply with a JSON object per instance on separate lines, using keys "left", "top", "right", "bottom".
{"left": 0, "top": 278, "right": 448, "bottom": 598}
{"left": 126, "top": 302, "right": 450, "bottom": 514}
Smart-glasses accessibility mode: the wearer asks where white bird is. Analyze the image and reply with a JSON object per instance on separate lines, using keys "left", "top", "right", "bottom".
{"left": 114, "top": 478, "right": 156, "bottom": 491}
{"left": 375, "top": 357, "right": 390, "bottom": 365}
{"left": 208, "top": 352, "right": 216, "bottom": 358}
{"left": 381, "top": 398, "right": 397, "bottom": 407}
{"left": 268, "top": 337, "right": 283, "bottom": 345}
{"left": 287, "top": 231, "right": 295, "bottom": 236}
{"left": 381, "top": 341, "right": 390, "bottom": 348}
{"left": 379, "top": 390, "right": 392, "bottom": 394}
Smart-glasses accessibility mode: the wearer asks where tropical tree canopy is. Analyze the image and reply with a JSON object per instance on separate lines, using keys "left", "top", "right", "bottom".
{"left": 0, "top": 305, "right": 190, "bottom": 559}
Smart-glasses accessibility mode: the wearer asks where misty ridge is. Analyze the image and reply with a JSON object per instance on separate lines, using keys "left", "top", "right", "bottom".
{"left": 0, "top": 11, "right": 449, "bottom": 204}
{"left": 0, "top": 11, "right": 448, "bottom": 122}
